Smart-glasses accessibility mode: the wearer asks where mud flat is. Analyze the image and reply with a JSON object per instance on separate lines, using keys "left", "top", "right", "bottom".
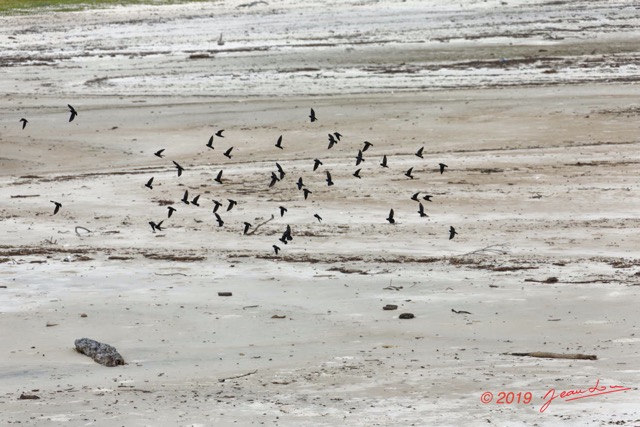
{"left": 1, "top": 1, "right": 639, "bottom": 425}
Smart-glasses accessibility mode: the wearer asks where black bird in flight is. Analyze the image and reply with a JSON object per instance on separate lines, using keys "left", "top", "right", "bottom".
{"left": 423, "top": 194, "right": 433, "bottom": 202}
{"left": 149, "top": 220, "right": 164, "bottom": 233}
{"left": 67, "top": 104, "right": 78, "bottom": 122}
{"left": 418, "top": 203, "right": 428, "bottom": 218}
{"left": 173, "top": 161, "right": 185, "bottom": 177}
{"left": 415, "top": 147, "right": 424, "bottom": 158}
{"left": 309, "top": 108, "right": 317, "bottom": 122}
{"left": 279, "top": 225, "right": 293, "bottom": 244}
{"left": 191, "top": 194, "right": 201, "bottom": 206}
{"left": 439, "top": 163, "right": 448, "bottom": 174}
{"left": 355, "top": 149, "right": 364, "bottom": 166}
{"left": 167, "top": 206, "right": 176, "bottom": 218}
{"left": 334, "top": 132, "right": 342, "bottom": 141}
{"left": 296, "top": 177, "right": 305, "bottom": 190}
{"left": 215, "top": 130, "right": 225, "bottom": 138}
{"left": 19, "top": 118, "right": 28, "bottom": 129}
{"left": 272, "top": 245, "right": 280, "bottom": 255}
{"left": 223, "top": 147, "right": 234, "bottom": 159}
{"left": 212, "top": 199, "right": 222, "bottom": 213}
{"left": 269, "top": 172, "right": 279, "bottom": 188}
{"left": 362, "top": 141, "right": 373, "bottom": 152}
{"left": 275, "top": 135, "right": 283, "bottom": 149}
{"left": 386, "top": 208, "right": 395, "bottom": 224}
{"left": 276, "top": 162, "right": 285, "bottom": 179}
{"left": 214, "top": 170, "right": 223, "bottom": 184}
{"left": 227, "top": 199, "right": 237, "bottom": 211}
{"left": 279, "top": 206, "right": 287, "bottom": 217}
{"left": 303, "top": 188, "right": 312, "bottom": 200}
{"left": 449, "top": 226, "right": 458, "bottom": 240}
{"left": 314, "top": 213, "right": 322, "bottom": 223}
{"left": 313, "top": 159, "right": 323, "bottom": 171}
{"left": 405, "top": 167, "right": 414, "bottom": 179}
{"left": 353, "top": 168, "right": 362, "bottom": 179}
{"left": 411, "top": 192, "right": 419, "bottom": 201}
{"left": 154, "top": 149, "right": 165, "bottom": 158}
{"left": 327, "top": 133, "right": 337, "bottom": 149}
{"left": 214, "top": 213, "right": 224, "bottom": 227}
{"left": 243, "top": 222, "right": 252, "bottom": 235}
{"left": 181, "top": 190, "right": 190, "bottom": 204}
{"left": 206, "top": 136, "right": 214, "bottom": 149}
{"left": 326, "top": 171, "right": 334, "bottom": 186}
{"left": 380, "top": 155, "right": 388, "bottom": 168}
{"left": 50, "top": 200, "right": 62, "bottom": 215}
{"left": 145, "top": 177, "right": 154, "bottom": 189}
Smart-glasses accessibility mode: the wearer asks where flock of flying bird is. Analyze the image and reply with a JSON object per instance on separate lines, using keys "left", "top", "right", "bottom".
{"left": 22, "top": 106, "right": 458, "bottom": 256}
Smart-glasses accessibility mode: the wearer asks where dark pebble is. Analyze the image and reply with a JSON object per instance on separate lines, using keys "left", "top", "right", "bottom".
{"left": 383, "top": 304, "right": 398, "bottom": 311}
{"left": 399, "top": 313, "right": 415, "bottom": 319}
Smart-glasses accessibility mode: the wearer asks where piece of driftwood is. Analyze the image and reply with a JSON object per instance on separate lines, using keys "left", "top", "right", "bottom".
{"left": 218, "top": 370, "right": 257, "bottom": 383}
{"left": 505, "top": 352, "right": 597, "bottom": 360}
{"left": 75, "top": 338, "right": 125, "bottom": 367}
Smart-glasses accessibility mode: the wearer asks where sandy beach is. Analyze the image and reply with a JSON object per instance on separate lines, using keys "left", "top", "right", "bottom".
{"left": 1, "top": 0, "right": 640, "bottom": 425}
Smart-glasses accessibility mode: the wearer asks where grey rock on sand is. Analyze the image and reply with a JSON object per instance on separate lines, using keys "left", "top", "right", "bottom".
{"left": 74, "top": 338, "right": 125, "bottom": 367}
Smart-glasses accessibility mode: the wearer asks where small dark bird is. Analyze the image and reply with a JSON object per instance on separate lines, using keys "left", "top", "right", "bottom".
{"left": 214, "top": 213, "right": 224, "bottom": 227}
{"left": 214, "top": 170, "right": 223, "bottom": 184}
{"left": 423, "top": 194, "right": 433, "bottom": 202}
{"left": 173, "top": 161, "right": 185, "bottom": 177}
{"left": 303, "top": 188, "right": 312, "bottom": 200}
{"left": 415, "top": 146, "right": 424, "bottom": 158}
{"left": 269, "top": 172, "right": 279, "bottom": 188}
{"left": 243, "top": 222, "right": 252, "bottom": 235}
{"left": 327, "top": 133, "right": 337, "bottom": 149}
{"left": 206, "top": 136, "right": 214, "bottom": 149}
{"left": 334, "top": 132, "right": 342, "bottom": 141}
{"left": 215, "top": 130, "right": 225, "bottom": 138}
{"left": 355, "top": 149, "right": 364, "bottom": 166}
{"left": 405, "top": 167, "right": 414, "bottom": 179}
{"left": 145, "top": 177, "right": 154, "bottom": 189}
{"left": 309, "top": 108, "right": 317, "bottom": 122}
{"left": 296, "top": 177, "right": 305, "bottom": 190}
{"left": 275, "top": 135, "right": 283, "bottom": 149}
{"left": 380, "top": 155, "right": 388, "bottom": 168}
{"left": 411, "top": 192, "right": 419, "bottom": 201}
{"left": 439, "top": 163, "right": 448, "bottom": 174}
{"left": 279, "top": 225, "right": 293, "bottom": 244}
{"left": 313, "top": 159, "right": 323, "bottom": 171}
{"left": 326, "top": 171, "right": 334, "bottom": 186}
{"left": 50, "top": 200, "right": 62, "bottom": 215}
{"left": 154, "top": 149, "right": 165, "bottom": 158}
{"left": 227, "top": 199, "right": 237, "bottom": 211}
{"left": 449, "top": 226, "right": 458, "bottom": 240}
{"left": 19, "top": 118, "right": 28, "bottom": 129}
{"left": 191, "top": 194, "right": 201, "bottom": 206}
{"left": 353, "top": 168, "right": 362, "bottom": 179}
{"left": 386, "top": 208, "right": 395, "bottom": 224}
{"left": 314, "top": 213, "right": 322, "bottom": 223}
{"left": 223, "top": 147, "right": 233, "bottom": 159}
{"left": 418, "top": 203, "right": 428, "bottom": 218}
{"left": 149, "top": 220, "right": 164, "bottom": 233}
{"left": 362, "top": 141, "right": 373, "bottom": 152}
{"left": 272, "top": 245, "right": 280, "bottom": 255}
{"left": 67, "top": 104, "right": 77, "bottom": 122}
{"left": 275, "top": 162, "right": 285, "bottom": 179}
{"left": 212, "top": 199, "right": 222, "bottom": 213}
{"left": 167, "top": 206, "right": 176, "bottom": 218}
{"left": 181, "top": 190, "right": 190, "bottom": 205}
{"left": 279, "top": 206, "right": 287, "bottom": 217}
